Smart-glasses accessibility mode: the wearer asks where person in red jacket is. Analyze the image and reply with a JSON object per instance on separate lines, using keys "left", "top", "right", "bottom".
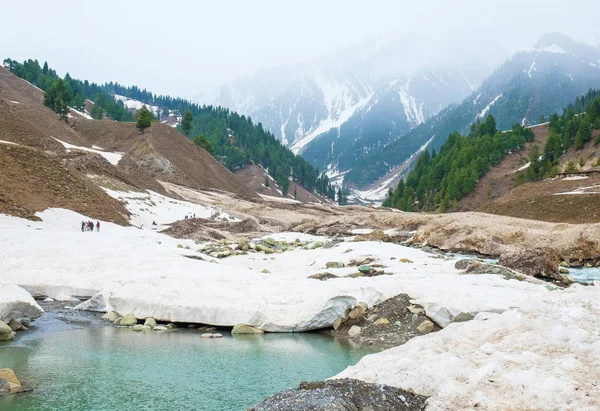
{"left": 96, "top": 221, "right": 100, "bottom": 232}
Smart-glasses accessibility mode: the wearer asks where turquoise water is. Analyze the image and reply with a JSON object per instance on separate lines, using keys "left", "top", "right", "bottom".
{"left": 0, "top": 327, "right": 376, "bottom": 410}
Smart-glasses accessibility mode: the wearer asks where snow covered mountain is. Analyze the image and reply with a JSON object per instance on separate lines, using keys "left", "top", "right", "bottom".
{"left": 343, "top": 33, "right": 600, "bottom": 199}
{"left": 210, "top": 35, "right": 493, "bottom": 154}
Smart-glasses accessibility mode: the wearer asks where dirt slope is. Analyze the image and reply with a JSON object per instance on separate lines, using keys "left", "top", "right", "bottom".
{"left": 234, "top": 164, "right": 330, "bottom": 203}
{"left": 459, "top": 123, "right": 551, "bottom": 211}
{"left": 0, "top": 143, "right": 129, "bottom": 224}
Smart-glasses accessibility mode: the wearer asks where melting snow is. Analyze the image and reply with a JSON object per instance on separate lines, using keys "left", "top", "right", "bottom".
{"left": 513, "top": 162, "right": 531, "bottom": 173}
{"left": 113, "top": 94, "right": 160, "bottom": 116}
{"left": 399, "top": 78, "right": 425, "bottom": 127}
{"left": 535, "top": 44, "right": 566, "bottom": 54}
{"left": 0, "top": 140, "right": 18, "bottom": 146}
{"left": 527, "top": 61, "right": 536, "bottom": 78}
{"left": 52, "top": 137, "right": 123, "bottom": 165}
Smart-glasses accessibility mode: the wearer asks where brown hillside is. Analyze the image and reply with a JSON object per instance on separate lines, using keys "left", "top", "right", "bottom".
{"left": 479, "top": 174, "right": 600, "bottom": 224}
{"left": 72, "top": 120, "right": 256, "bottom": 199}
{"left": 234, "top": 164, "right": 330, "bottom": 203}
{"left": 0, "top": 143, "right": 129, "bottom": 224}
{"left": 459, "top": 123, "right": 551, "bottom": 211}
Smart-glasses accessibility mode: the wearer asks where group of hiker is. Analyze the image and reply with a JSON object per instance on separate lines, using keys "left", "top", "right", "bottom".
{"left": 81, "top": 220, "right": 100, "bottom": 232}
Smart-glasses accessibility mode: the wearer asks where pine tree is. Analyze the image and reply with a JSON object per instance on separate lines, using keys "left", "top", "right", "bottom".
{"left": 264, "top": 176, "right": 269, "bottom": 187}
{"left": 43, "top": 78, "right": 71, "bottom": 119}
{"left": 182, "top": 109, "right": 193, "bottom": 136}
{"left": 91, "top": 104, "right": 103, "bottom": 120}
{"left": 136, "top": 105, "right": 152, "bottom": 133}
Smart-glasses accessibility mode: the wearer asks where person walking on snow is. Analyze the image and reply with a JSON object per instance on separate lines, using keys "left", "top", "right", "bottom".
{"left": 96, "top": 221, "right": 100, "bottom": 232}
{"left": 81, "top": 221, "right": 85, "bottom": 232}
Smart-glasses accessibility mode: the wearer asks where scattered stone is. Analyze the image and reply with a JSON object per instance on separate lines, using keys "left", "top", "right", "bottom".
{"left": 347, "top": 272, "right": 364, "bottom": 278}
{"left": 559, "top": 267, "right": 569, "bottom": 274}
{"left": 417, "top": 320, "right": 434, "bottom": 334}
{"left": 261, "top": 268, "right": 271, "bottom": 274}
{"left": 153, "top": 325, "right": 168, "bottom": 331}
{"left": 249, "top": 378, "right": 428, "bottom": 411}
{"left": 332, "top": 317, "right": 344, "bottom": 331}
{"left": 407, "top": 305, "right": 425, "bottom": 315}
{"left": 116, "top": 313, "right": 137, "bottom": 327}
{"left": 308, "top": 272, "right": 338, "bottom": 281}
{"left": 348, "top": 303, "right": 368, "bottom": 320}
{"left": 263, "top": 238, "right": 276, "bottom": 246}
{"left": 325, "top": 261, "right": 345, "bottom": 269}
{"left": 373, "top": 317, "right": 390, "bottom": 326}
{"left": 0, "top": 321, "right": 15, "bottom": 341}
{"left": 358, "top": 265, "right": 371, "bottom": 274}
{"left": 198, "top": 326, "right": 217, "bottom": 332}
{"left": 0, "top": 369, "right": 24, "bottom": 396}
{"left": 200, "top": 333, "right": 223, "bottom": 338}
{"left": 560, "top": 273, "right": 575, "bottom": 284}
{"left": 399, "top": 258, "right": 414, "bottom": 263}
{"left": 559, "top": 261, "right": 569, "bottom": 267}
{"left": 144, "top": 317, "right": 157, "bottom": 328}
{"left": 166, "top": 323, "right": 177, "bottom": 329}
{"left": 354, "top": 230, "right": 390, "bottom": 242}
{"left": 256, "top": 244, "right": 275, "bottom": 254}
{"left": 101, "top": 311, "right": 120, "bottom": 322}
{"left": 343, "top": 249, "right": 353, "bottom": 253}
{"left": 347, "top": 325, "right": 361, "bottom": 338}
{"left": 7, "top": 319, "right": 26, "bottom": 332}
{"left": 232, "top": 324, "right": 264, "bottom": 334}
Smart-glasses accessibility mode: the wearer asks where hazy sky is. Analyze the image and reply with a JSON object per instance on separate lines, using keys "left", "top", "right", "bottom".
{"left": 2, "top": 0, "right": 599, "bottom": 99}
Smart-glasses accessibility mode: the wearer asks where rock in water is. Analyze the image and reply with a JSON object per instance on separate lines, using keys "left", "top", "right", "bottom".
{"left": 231, "top": 324, "right": 264, "bottom": 334}
{"left": 332, "top": 317, "right": 344, "bottom": 330}
{"left": 144, "top": 317, "right": 157, "bottom": 328}
{"left": 0, "top": 369, "right": 24, "bottom": 396}
{"left": 348, "top": 325, "right": 361, "bottom": 338}
{"left": 101, "top": 311, "right": 120, "bottom": 322}
{"left": 8, "top": 319, "right": 26, "bottom": 332}
{"left": 116, "top": 313, "right": 137, "bottom": 326}
{"left": 200, "top": 333, "right": 223, "bottom": 338}
{"left": 498, "top": 248, "right": 561, "bottom": 281}
{"left": 0, "top": 321, "right": 15, "bottom": 341}
{"left": 153, "top": 326, "right": 168, "bottom": 331}
{"left": 249, "top": 378, "right": 428, "bottom": 410}
{"left": 132, "top": 325, "right": 151, "bottom": 332}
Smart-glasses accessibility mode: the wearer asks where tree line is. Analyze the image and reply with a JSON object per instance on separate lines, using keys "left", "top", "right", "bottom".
{"left": 4, "top": 58, "right": 337, "bottom": 200}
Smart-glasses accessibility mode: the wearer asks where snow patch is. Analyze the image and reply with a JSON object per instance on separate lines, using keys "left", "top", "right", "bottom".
{"left": 527, "top": 61, "right": 536, "bottom": 78}
{"left": 399, "top": 79, "right": 425, "bottom": 127}
{"left": 52, "top": 137, "right": 123, "bottom": 165}
{"left": 477, "top": 94, "right": 503, "bottom": 119}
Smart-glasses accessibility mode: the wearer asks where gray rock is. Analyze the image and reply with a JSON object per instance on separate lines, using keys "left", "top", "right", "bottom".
{"left": 249, "top": 378, "right": 428, "bottom": 411}
{"left": 117, "top": 313, "right": 138, "bottom": 327}
{"left": 153, "top": 326, "right": 168, "bottom": 331}
{"left": 8, "top": 319, "right": 26, "bottom": 332}
{"left": 166, "top": 323, "right": 178, "bottom": 329}
{"left": 498, "top": 248, "right": 561, "bottom": 281}
{"left": 325, "top": 262, "right": 345, "bottom": 269}
{"left": 132, "top": 324, "right": 151, "bottom": 332}
{"left": 200, "top": 333, "right": 223, "bottom": 338}
{"left": 332, "top": 317, "right": 344, "bottom": 331}
{"left": 308, "top": 272, "right": 338, "bottom": 281}
{"left": 347, "top": 325, "right": 361, "bottom": 338}
{"left": 357, "top": 265, "right": 371, "bottom": 274}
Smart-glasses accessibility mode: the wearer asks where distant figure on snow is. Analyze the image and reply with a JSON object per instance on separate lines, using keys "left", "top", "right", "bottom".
{"left": 81, "top": 221, "right": 85, "bottom": 232}
{"left": 96, "top": 221, "right": 100, "bottom": 232}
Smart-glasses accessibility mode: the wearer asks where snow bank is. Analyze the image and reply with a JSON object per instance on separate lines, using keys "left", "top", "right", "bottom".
{"left": 0, "top": 140, "right": 18, "bottom": 146}
{"left": 102, "top": 189, "right": 236, "bottom": 229}
{"left": 337, "top": 283, "right": 600, "bottom": 410}
{"left": 0, "top": 283, "right": 44, "bottom": 322}
{"left": 52, "top": 137, "right": 122, "bottom": 165}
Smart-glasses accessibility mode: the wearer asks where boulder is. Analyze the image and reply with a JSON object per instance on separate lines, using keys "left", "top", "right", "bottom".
{"left": 256, "top": 244, "right": 275, "bottom": 254}
{"left": 0, "top": 369, "right": 24, "bottom": 396}
{"left": 116, "top": 313, "right": 137, "bottom": 327}
{"left": 101, "top": 311, "right": 120, "bottom": 322}
{"left": 7, "top": 319, "right": 26, "bottom": 332}
{"left": 373, "top": 317, "right": 390, "bottom": 326}
{"left": 358, "top": 265, "right": 371, "bottom": 274}
{"left": 144, "top": 317, "right": 157, "bottom": 328}
{"left": 153, "top": 325, "right": 168, "bottom": 331}
{"left": 132, "top": 324, "right": 151, "bottom": 331}
{"left": 348, "top": 325, "right": 361, "bottom": 338}
{"left": 231, "top": 324, "right": 264, "bottom": 334}
{"left": 0, "top": 321, "right": 15, "bottom": 341}
{"left": 332, "top": 317, "right": 344, "bottom": 330}
{"left": 325, "top": 262, "right": 345, "bottom": 269}
{"left": 348, "top": 303, "right": 368, "bottom": 320}
{"left": 261, "top": 269, "right": 271, "bottom": 274}
{"left": 248, "top": 378, "right": 428, "bottom": 411}
{"left": 166, "top": 323, "right": 178, "bottom": 329}
{"left": 498, "top": 248, "right": 561, "bottom": 281}
{"left": 399, "top": 258, "right": 413, "bottom": 263}
{"left": 407, "top": 305, "right": 424, "bottom": 315}
{"left": 417, "top": 319, "right": 434, "bottom": 334}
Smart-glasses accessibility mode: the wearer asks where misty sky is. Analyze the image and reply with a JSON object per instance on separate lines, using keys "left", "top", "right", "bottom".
{"left": 2, "top": 0, "right": 599, "bottom": 99}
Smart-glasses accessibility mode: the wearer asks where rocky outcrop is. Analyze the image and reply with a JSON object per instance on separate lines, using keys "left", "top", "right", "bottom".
{"left": 498, "top": 248, "right": 562, "bottom": 282}
{"left": 0, "top": 321, "right": 15, "bottom": 341}
{"left": 249, "top": 378, "right": 427, "bottom": 410}
{"left": 114, "top": 313, "right": 137, "bottom": 326}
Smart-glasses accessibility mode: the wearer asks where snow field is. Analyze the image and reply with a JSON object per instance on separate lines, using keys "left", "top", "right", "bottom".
{"left": 52, "top": 137, "right": 123, "bottom": 165}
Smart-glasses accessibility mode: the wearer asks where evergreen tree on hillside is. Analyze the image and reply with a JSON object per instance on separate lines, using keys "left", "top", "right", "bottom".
{"left": 91, "top": 104, "right": 104, "bottom": 120}
{"left": 264, "top": 176, "right": 269, "bottom": 187}
{"left": 193, "top": 135, "right": 213, "bottom": 154}
{"left": 43, "top": 78, "right": 71, "bottom": 120}
{"left": 182, "top": 109, "right": 193, "bottom": 136}
{"left": 136, "top": 105, "right": 152, "bottom": 133}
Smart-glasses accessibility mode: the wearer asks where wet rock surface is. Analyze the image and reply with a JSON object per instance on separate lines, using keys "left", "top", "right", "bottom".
{"left": 248, "top": 378, "right": 427, "bottom": 411}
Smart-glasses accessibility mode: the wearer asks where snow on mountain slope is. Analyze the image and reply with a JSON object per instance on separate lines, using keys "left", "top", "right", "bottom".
{"left": 113, "top": 94, "right": 160, "bottom": 116}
